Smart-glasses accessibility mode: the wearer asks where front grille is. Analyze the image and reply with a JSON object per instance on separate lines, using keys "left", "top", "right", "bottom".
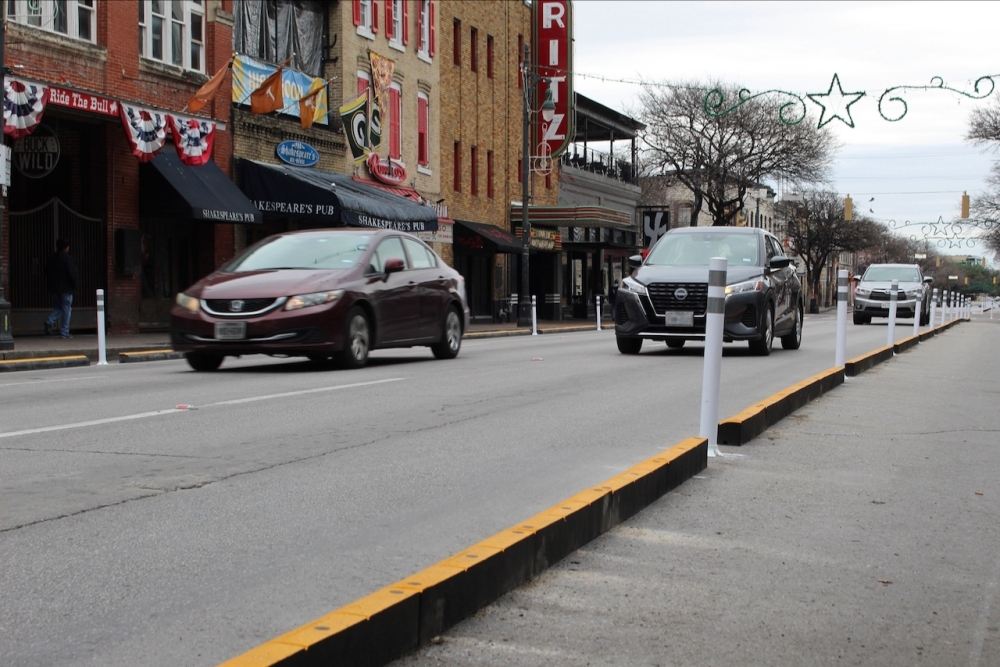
{"left": 647, "top": 283, "right": 708, "bottom": 315}
{"left": 204, "top": 298, "right": 279, "bottom": 315}
{"left": 741, "top": 304, "right": 757, "bottom": 327}
{"left": 868, "top": 291, "right": 892, "bottom": 301}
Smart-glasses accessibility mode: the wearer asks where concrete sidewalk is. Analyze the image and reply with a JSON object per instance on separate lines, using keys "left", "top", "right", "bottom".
{"left": 0, "top": 319, "right": 607, "bottom": 363}
{"left": 393, "top": 317, "right": 1000, "bottom": 667}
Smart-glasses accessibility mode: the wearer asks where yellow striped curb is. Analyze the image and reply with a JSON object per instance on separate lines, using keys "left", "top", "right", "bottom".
{"left": 0, "top": 355, "right": 89, "bottom": 373}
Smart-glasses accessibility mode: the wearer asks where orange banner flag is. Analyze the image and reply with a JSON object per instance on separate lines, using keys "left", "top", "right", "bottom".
{"left": 186, "top": 58, "right": 233, "bottom": 113}
{"left": 298, "top": 79, "right": 326, "bottom": 129}
{"left": 249, "top": 57, "right": 292, "bottom": 115}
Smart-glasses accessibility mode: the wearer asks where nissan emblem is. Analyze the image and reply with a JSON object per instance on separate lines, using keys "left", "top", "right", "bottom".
{"left": 674, "top": 288, "right": 688, "bottom": 300}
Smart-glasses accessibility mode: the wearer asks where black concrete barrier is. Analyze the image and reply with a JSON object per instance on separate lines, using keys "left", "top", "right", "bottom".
{"left": 844, "top": 345, "right": 894, "bottom": 377}
{"left": 0, "top": 355, "right": 90, "bottom": 373}
{"left": 118, "top": 350, "right": 185, "bottom": 363}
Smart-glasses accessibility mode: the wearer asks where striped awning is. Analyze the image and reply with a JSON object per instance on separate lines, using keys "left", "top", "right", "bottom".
{"left": 509, "top": 205, "right": 632, "bottom": 229}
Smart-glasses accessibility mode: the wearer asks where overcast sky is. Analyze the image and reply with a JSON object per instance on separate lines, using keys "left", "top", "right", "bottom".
{"left": 572, "top": 1, "right": 1000, "bottom": 256}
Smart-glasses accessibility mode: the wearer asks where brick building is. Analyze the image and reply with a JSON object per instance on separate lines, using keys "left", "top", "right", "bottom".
{"left": 2, "top": 0, "right": 251, "bottom": 335}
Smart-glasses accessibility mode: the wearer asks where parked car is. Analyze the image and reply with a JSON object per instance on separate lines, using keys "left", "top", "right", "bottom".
{"left": 853, "top": 263, "right": 932, "bottom": 325}
{"left": 615, "top": 227, "right": 803, "bottom": 356}
{"left": 170, "top": 229, "right": 469, "bottom": 371}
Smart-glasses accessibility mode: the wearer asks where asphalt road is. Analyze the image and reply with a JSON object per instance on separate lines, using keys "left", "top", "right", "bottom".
{"left": 0, "top": 312, "right": 923, "bottom": 666}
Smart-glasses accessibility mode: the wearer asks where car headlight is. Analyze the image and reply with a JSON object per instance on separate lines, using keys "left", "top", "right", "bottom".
{"left": 855, "top": 287, "right": 871, "bottom": 296}
{"left": 905, "top": 288, "right": 922, "bottom": 298}
{"left": 725, "top": 279, "right": 764, "bottom": 295}
{"left": 620, "top": 277, "right": 648, "bottom": 296}
{"left": 175, "top": 293, "right": 200, "bottom": 314}
{"left": 284, "top": 290, "right": 344, "bottom": 311}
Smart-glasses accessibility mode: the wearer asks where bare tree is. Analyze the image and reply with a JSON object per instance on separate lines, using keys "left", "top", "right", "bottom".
{"left": 780, "top": 191, "right": 883, "bottom": 311}
{"left": 639, "top": 82, "right": 837, "bottom": 226}
{"left": 965, "top": 101, "right": 1000, "bottom": 257}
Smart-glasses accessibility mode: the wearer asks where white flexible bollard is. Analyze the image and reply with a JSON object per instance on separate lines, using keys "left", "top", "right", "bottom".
{"left": 700, "top": 257, "right": 727, "bottom": 458}
{"left": 835, "top": 269, "right": 848, "bottom": 367}
{"left": 96, "top": 289, "right": 108, "bottom": 366}
{"left": 912, "top": 292, "right": 921, "bottom": 336}
{"left": 886, "top": 279, "right": 898, "bottom": 347}
{"left": 531, "top": 295, "right": 537, "bottom": 336}
{"left": 596, "top": 295, "right": 602, "bottom": 331}
{"left": 930, "top": 288, "right": 938, "bottom": 329}
{"left": 944, "top": 291, "right": 950, "bottom": 323}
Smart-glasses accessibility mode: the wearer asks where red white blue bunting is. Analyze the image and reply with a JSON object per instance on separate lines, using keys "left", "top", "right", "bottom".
{"left": 3, "top": 77, "right": 49, "bottom": 139}
{"left": 168, "top": 115, "right": 216, "bottom": 166}
{"left": 119, "top": 103, "right": 169, "bottom": 162}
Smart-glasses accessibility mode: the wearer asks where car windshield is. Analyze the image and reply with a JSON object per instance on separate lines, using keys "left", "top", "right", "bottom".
{"left": 223, "top": 234, "right": 372, "bottom": 272}
{"left": 645, "top": 232, "right": 760, "bottom": 267}
{"left": 863, "top": 266, "right": 920, "bottom": 282}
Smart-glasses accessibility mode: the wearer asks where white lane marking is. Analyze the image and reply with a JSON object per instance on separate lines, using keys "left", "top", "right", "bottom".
{"left": 208, "top": 377, "right": 404, "bottom": 406}
{"left": 0, "top": 375, "right": 110, "bottom": 389}
{"left": 0, "top": 377, "right": 405, "bottom": 440}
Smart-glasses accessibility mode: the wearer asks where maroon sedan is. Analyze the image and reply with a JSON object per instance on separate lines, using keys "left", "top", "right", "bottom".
{"left": 170, "top": 229, "right": 469, "bottom": 371}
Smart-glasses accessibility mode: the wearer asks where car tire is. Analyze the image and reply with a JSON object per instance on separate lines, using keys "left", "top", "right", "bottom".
{"left": 665, "top": 339, "right": 685, "bottom": 349}
{"left": 780, "top": 300, "right": 803, "bottom": 350}
{"left": 617, "top": 336, "right": 642, "bottom": 354}
{"left": 920, "top": 308, "right": 930, "bottom": 326}
{"left": 186, "top": 352, "right": 223, "bottom": 372}
{"left": 431, "top": 306, "right": 463, "bottom": 360}
{"left": 336, "top": 307, "right": 371, "bottom": 369}
{"left": 749, "top": 303, "right": 774, "bottom": 356}
{"left": 853, "top": 312, "right": 870, "bottom": 325}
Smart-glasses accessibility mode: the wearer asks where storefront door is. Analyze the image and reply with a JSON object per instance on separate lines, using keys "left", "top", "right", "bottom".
{"left": 455, "top": 253, "right": 493, "bottom": 322}
{"left": 139, "top": 219, "right": 198, "bottom": 329}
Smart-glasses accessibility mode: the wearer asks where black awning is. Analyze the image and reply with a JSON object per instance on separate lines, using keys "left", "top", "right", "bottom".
{"left": 454, "top": 219, "right": 523, "bottom": 253}
{"left": 143, "top": 151, "right": 262, "bottom": 224}
{"left": 239, "top": 159, "right": 438, "bottom": 233}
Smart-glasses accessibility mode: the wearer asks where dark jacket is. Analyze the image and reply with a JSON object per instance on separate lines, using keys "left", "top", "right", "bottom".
{"left": 45, "top": 250, "right": 78, "bottom": 294}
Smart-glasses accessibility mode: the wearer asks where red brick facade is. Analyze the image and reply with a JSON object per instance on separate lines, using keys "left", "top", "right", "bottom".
{"left": 2, "top": 0, "right": 235, "bottom": 334}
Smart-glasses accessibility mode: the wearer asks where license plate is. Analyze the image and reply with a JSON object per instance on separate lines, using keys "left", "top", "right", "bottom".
{"left": 214, "top": 321, "right": 247, "bottom": 340}
{"left": 664, "top": 311, "right": 694, "bottom": 327}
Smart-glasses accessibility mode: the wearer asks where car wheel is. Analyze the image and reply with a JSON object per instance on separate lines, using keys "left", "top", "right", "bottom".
{"left": 780, "top": 300, "right": 803, "bottom": 350}
{"left": 665, "top": 339, "right": 685, "bottom": 349}
{"left": 336, "top": 307, "right": 371, "bottom": 369}
{"left": 853, "top": 311, "right": 869, "bottom": 325}
{"left": 431, "top": 306, "right": 463, "bottom": 360}
{"left": 749, "top": 303, "right": 774, "bottom": 356}
{"left": 920, "top": 308, "right": 930, "bottom": 326}
{"left": 186, "top": 352, "right": 223, "bottom": 372}
{"left": 617, "top": 336, "right": 642, "bottom": 354}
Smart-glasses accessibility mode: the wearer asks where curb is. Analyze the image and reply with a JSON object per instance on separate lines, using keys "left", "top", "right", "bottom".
{"left": 221, "top": 437, "right": 708, "bottom": 667}
{"left": 464, "top": 325, "right": 604, "bottom": 340}
{"left": 118, "top": 350, "right": 186, "bottom": 363}
{"left": 0, "top": 355, "right": 90, "bottom": 373}
{"left": 844, "top": 345, "right": 894, "bottom": 377}
{"left": 717, "top": 366, "right": 845, "bottom": 446}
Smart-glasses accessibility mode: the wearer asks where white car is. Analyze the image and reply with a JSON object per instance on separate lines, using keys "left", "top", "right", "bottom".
{"left": 853, "top": 263, "right": 933, "bottom": 325}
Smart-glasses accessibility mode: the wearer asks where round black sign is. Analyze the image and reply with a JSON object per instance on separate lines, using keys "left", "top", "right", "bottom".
{"left": 13, "top": 124, "right": 61, "bottom": 179}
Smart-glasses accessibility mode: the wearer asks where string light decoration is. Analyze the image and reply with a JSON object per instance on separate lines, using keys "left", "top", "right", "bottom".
{"left": 571, "top": 70, "right": 1000, "bottom": 130}
{"left": 886, "top": 217, "right": 982, "bottom": 249}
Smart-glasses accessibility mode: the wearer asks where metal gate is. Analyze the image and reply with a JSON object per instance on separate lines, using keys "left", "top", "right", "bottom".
{"left": 9, "top": 198, "right": 104, "bottom": 309}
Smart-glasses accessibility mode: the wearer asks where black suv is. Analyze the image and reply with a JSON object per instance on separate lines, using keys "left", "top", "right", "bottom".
{"left": 615, "top": 227, "right": 803, "bottom": 356}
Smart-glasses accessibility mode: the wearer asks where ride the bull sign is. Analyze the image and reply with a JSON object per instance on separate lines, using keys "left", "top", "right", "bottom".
{"left": 533, "top": 0, "right": 574, "bottom": 160}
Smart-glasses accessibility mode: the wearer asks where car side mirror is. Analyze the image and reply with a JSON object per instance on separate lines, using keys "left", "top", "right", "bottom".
{"left": 923, "top": 276, "right": 934, "bottom": 284}
{"left": 852, "top": 276, "right": 861, "bottom": 283}
{"left": 768, "top": 256, "right": 793, "bottom": 270}
{"left": 629, "top": 254, "right": 643, "bottom": 265}
{"left": 384, "top": 257, "right": 405, "bottom": 277}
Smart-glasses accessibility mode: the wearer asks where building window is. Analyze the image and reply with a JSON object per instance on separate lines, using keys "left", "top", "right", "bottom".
{"left": 8, "top": 0, "right": 96, "bottom": 43}
{"left": 452, "top": 19, "right": 461, "bottom": 66}
{"left": 471, "top": 146, "right": 479, "bottom": 196}
{"left": 357, "top": 71, "right": 371, "bottom": 96}
{"left": 487, "top": 150, "right": 494, "bottom": 198}
{"left": 353, "top": 0, "right": 377, "bottom": 37}
{"left": 389, "top": 83, "right": 402, "bottom": 161}
{"left": 234, "top": 0, "right": 323, "bottom": 76}
{"left": 139, "top": 0, "right": 205, "bottom": 71}
{"left": 470, "top": 27, "right": 478, "bottom": 73}
{"left": 417, "top": 0, "right": 435, "bottom": 57}
{"left": 517, "top": 158, "right": 523, "bottom": 183}
{"left": 417, "top": 93, "right": 430, "bottom": 167}
{"left": 453, "top": 141, "right": 461, "bottom": 192}
{"left": 386, "top": 0, "right": 407, "bottom": 45}
{"left": 545, "top": 172, "right": 551, "bottom": 189}
{"left": 486, "top": 35, "right": 494, "bottom": 79}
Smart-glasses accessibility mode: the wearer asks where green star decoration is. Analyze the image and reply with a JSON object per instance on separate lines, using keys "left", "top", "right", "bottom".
{"left": 807, "top": 74, "right": 866, "bottom": 128}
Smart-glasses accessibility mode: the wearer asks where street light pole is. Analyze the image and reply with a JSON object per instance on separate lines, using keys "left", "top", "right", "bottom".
{"left": 516, "top": 45, "right": 553, "bottom": 327}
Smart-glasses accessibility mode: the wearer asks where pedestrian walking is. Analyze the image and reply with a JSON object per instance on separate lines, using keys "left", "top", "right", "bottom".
{"left": 44, "top": 238, "right": 78, "bottom": 339}
{"left": 610, "top": 279, "right": 619, "bottom": 322}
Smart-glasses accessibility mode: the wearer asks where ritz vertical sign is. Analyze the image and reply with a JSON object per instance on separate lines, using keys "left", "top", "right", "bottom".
{"left": 533, "top": 0, "right": 574, "bottom": 159}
